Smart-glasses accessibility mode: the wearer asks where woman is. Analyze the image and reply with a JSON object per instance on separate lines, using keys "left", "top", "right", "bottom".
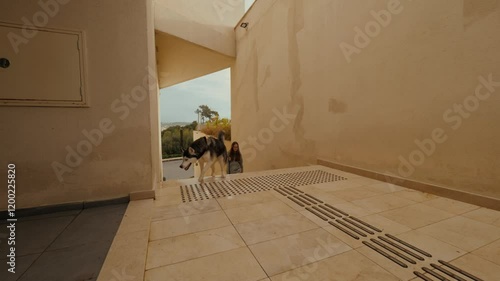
{"left": 227, "top": 141, "right": 243, "bottom": 174}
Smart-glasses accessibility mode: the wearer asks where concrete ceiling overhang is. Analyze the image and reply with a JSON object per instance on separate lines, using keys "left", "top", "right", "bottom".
{"left": 155, "top": 31, "right": 235, "bottom": 89}
{"left": 153, "top": 0, "right": 245, "bottom": 88}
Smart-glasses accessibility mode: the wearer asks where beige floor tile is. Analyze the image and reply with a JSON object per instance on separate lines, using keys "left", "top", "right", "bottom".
{"left": 392, "top": 190, "right": 438, "bottom": 202}
{"left": 272, "top": 193, "right": 310, "bottom": 211}
{"left": 293, "top": 184, "right": 317, "bottom": 193}
{"left": 155, "top": 186, "right": 182, "bottom": 196}
{"left": 235, "top": 213, "right": 318, "bottom": 245}
{"left": 332, "top": 202, "right": 377, "bottom": 217}
{"left": 154, "top": 193, "right": 183, "bottom": 207}
{"left": 309, "top": 181, "right": 353, "bottom": 192}
{"left": 352, "top": 194, "right": 417, "bottom": 213}
{"left": 313, "top": 177, "right": 375, "bottom": 192}
{"left": 379, "top": 203, "right": 454, "bottom": 229}
{"left": 270, "top": 250, "right": 399, "bottom": 281}
{"left": 162, "top": 178, "right": 197, "bottom": 188}
{"left": 329, "top": 186, "right": 382, "bottom": 202}
{"left": 422, "top": 197, "right": 480, "bottom": 215}
{"left": 249, "top": 228, "right": 351, "bottom": 276}
{"left": 472, "top": 239, "right": 500, "bottom": 266}
{"left": 150, "top": 210, "right": 231, "bottom": 241}
{"left": 145, "top": 247, "right": 267, "bottom": 281}
{"left": 225, "top": 200, "right": 295, "bottom": 224}
{"left": 409, "top": 275, "right": 440, "bottom": 281}
{"left": 299, "top": 210, "right": 331, "bottom": 227}
{"left": 358, "top": 214, "right": 412, "bottom": 234}
{"left": 116, "top": 199, "right": 153, "bottom": 236}
{"left": 146, "top": 226, "right": 245, "bottom": 270}
{"left": 395, "top": 230, "right": 466, "bottom": 262}
{"left": 362, "top": 182, "right": 405, "bottom": 194}
{"left": 152, "top": 199, "right": 221, "bottom": 222}
{"left": 418, "top": 216, "right": 500, "bottom": 252}
{"left": 322, "top": 225, "right": 366, "bottom": 249}
{"left": 356, "top": 245, "right": 420, "bottom": 280}
{"left": 97, "top": 230, "right": 149, "bottom": 281}
{"left": 137, "top": 168, "right": 500, "bottom": 281}
{"left": 463, "top": 207, "right": 500, "bottom": 227}
{"left": 295, "top": 186, "right": 349, "bottom": 205}
{"left": 450, "top": 253, "right": 500, "bottom": 281}
{"left": 345, "top": 177, "right": 382, "bottom": 186}
{"left": 217, "top": 191, "right": 278, "bottom": 210}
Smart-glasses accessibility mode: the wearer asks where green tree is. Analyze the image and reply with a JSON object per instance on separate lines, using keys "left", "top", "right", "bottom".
{"left": 200, "top": 116, "right": 231, "bottom": 141}
{"left": 187, "top": 121, "right": 198, "bottom": 130}
{"left": 198, "top": 105, "right": 219, "bottom": 123}
{"left": 161, "top": 122, "right": 198, "bottom": 158}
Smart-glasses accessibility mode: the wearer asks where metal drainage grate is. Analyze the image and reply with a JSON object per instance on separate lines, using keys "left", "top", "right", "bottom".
{"left": 272, "top": 186, "right": 482, "bottom": 280}
{"left": 179, "top": 170, "right": 346, "bottom": 203}
{"left": 413, "top": 260, "right": 484, "bottom": 281}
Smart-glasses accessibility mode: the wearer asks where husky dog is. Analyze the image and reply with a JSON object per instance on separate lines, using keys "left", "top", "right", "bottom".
{"left": 179, "top": 131, "right": 228, "bottom": 183}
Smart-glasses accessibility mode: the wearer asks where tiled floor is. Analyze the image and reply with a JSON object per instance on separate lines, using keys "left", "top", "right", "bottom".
{"left": 0, "top": 204, "right": 126, "bottom": 281}
{"left": 124, "top": 165, "right": 500, "bottom": 280}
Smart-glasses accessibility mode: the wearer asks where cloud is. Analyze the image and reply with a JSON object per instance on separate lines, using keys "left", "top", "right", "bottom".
{"left": 160, "top": 68, "right": 231, "bottom": 123}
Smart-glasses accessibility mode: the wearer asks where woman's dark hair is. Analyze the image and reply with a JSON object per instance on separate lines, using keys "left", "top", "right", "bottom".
{"left": 229, "top": 141, "right": 241, "bottom": 162}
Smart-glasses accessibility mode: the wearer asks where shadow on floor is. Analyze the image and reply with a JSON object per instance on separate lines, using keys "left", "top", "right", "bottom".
{"left": 0, "top": 203, "right": 127, "bottom": 281}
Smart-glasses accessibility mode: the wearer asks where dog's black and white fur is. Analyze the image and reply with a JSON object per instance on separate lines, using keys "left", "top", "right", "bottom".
{"left": 179, "top": 131, "right": 228, "bottom": 183}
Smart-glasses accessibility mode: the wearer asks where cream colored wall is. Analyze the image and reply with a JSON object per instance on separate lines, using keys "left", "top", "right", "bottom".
{"left": 148, "top": 0, "right": 163, "bottom": 194}
{"left": 0, "top": 0, "right": 160, "bottom": 209}
{"left": 232, "top": 0, "right": 500, "bottom": 199}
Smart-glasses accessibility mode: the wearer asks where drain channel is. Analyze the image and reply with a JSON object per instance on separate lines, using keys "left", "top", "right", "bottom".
{"left": 273, "top": 185, "right": 431, "bottom": 270}
{"left": 370, "top": 238, "right": 416, "bottom": 265}
{"left": 438, "top": 260, "right": 484, "bottom": 281}
{"left": 378, "top": 236, "right": 426, "bottom": 261}
{"left": 269, "top": 182, "right": 481, "bottom": 280}
{"left": 414, "top": 260, "right": 484, "bottom": 281}
{"left": 363, "top": 241, "right": 408, "bottom": 268}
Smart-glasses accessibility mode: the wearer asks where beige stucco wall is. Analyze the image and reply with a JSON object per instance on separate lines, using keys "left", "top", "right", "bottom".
{"left": 232, "top": 0, "right": 500, "bottom": 199}
{"left": 0, "top": 0, "right": 160, "bottom": 209}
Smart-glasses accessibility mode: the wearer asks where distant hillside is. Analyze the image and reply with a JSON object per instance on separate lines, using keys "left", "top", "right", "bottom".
{"left": 161, "top": 122, "right": 191, "bottom": 130}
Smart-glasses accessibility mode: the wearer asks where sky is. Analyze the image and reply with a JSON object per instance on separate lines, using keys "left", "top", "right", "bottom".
{"left": 159, "top": 68, "right": 231, "bottom": 123}
{"left": 245, "top": 0, "right": 255, "bottom": 10}
{"left": 159, "top": 0, "right": 255, "bottom": 123}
